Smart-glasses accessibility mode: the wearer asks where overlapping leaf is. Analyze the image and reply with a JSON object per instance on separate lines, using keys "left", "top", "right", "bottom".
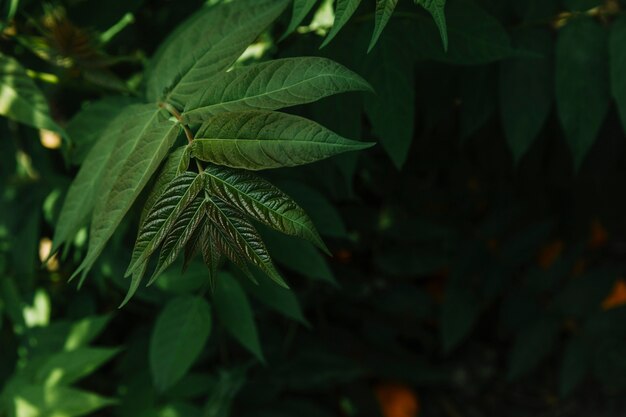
{"left": 181, "top": 57, "right": 371, "bottom": 123}
{"left": 149, "top": 0, "right": 290, "bottom": 104}
{"left": 191, "top": 111, "right": 373, "bottom": 170}
{"left": 202, "top": 164, "right": 327, "bottom": 252}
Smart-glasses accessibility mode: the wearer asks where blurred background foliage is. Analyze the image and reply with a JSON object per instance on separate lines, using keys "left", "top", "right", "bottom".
{"left": 3, "top": 0, "right": 626, "bottom": 416}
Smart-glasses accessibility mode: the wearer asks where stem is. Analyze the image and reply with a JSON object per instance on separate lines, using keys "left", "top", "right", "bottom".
{"left": 159, "top": 101, "right": 204, "bottom": 172}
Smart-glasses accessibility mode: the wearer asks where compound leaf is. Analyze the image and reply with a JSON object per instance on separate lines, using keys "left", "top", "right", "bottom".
{"left": 206, "top": 197, "right": 287, "bottom": 288}
{"left": 126, "top": 172, "right": 205, "bottom": 277}
{"left": 203, "top": 164, "right": 327, "bottom": 253}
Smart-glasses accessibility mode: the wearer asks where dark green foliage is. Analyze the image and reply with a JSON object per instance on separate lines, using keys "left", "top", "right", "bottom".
{"left": 3, "top": 0, "right": 626, "bottom": 416}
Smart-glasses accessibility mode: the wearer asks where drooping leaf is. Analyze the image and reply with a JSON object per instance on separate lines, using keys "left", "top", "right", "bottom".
{"left": 560, "top": 336, "right": 590, "bottom": 396}
{"left": 240, "top": 270, "right": 309, "bottom": 326}
{"left": 73, "top": 105, "right": 181, "bottom": 282}
{"left": 459, "top": 65, "right": 497, "bottom": 141}
{"left": 53, "top": 105, "right": 142, "bottom": 253}
{"left": 207, "top": 221, "right": 255, "bottom": 283}
{"left": 126, "top": 172, "right": 205, "bottom": 277}
{"left": 415, "top": 0, "right": 448, "bottom": 50}
{"left": 203, "top": 164, "right": 327, "bottom": 252}
{"left": 147, "top": 0, "right": 290, "bottom": 104}
{"left": 65, "top": 96, "right": 140, "bottom": 164}
{"left": 150, "top": 296, "right": 212, "bottom": 391}
{"left": 213, "top": 273, "right": 264, "bottom": 362}
{"left": 283, "top": 0, "right": 319, "bottom": 38}
{"left": 262, "top": 229, "right": 335, "bottom": 284}
{"left": 181, "top": 57, "right": 371, "bottom": 124}
{"left": 0, "top": 52, "right": 62, "bottom": 132}
{"left": 199, "top": 224, "right": 221, "bottom": 292}
{"left": 499, "top": 29, "right": 553, "bottom": 163}
{"left": 64, "top": 314, "right": 112, "bottom": 351}
{"left": 610, "top": 15, "right": 626, "bottom": 132}
{"left": 507, "top": 318, "right": 560, "bottom": 380}
{"left": 321, "top": 0, "right": 362, "bottom": 48}
{"left": 205, "top": 196, "right": 287, "bottom": 288}
{"left": 409, "top": 0, "right": 513, "bottom": 64}
{"left": 369, "top": 0, "right": 398, "bottom": 52}
{"left": 149, "top": 196, "right": 206, "bottom": 284}
{"left": 441, "top": 282, "right": 480, "bottom": 353}
{"left": 361, "top": 24, "right": 414, "bottom": 168}
{"left": 556, "top": 17, "right": 610, "bottom": 169}
{"left": 35, "top": 347, "right": 120, "bottom": 387}
{"left": 192, "top": 110, "right": 373, "bottom": 170}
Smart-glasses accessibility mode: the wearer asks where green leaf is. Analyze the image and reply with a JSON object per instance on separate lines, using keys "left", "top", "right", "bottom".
{"left": 198, "top": 224, "right": 221, "bottom": 292}
{"left": 150, "top": 296, "right": 212, "bottom": 391}
{"left": 35, "top": 347, "right": 120, "bottom": 387}
{"left": 559, "top": 337, "right": 590, "bottom": 396}
{"left": 206, "top": 196, "right": 287, "bottom": 288}
{"left": 65, "top": 96, "right": 140, "bottom": 164}
{"left": 203, "top": 369, "right": 246, "bottom": 417}
{"left": 610, "top": 16, "right": 626, "bottom": 132}
{"left": 321, "top": 0, "right": 362, "bottom": 48}
{"left": 10, "top": 385, "right": 116, "bottom": 417}
{"left": 361, "top": 24, "right": 414, "bottom": 168}
{"left": 369, "top": 0, "right": 398, "bottom": 52}
{"left": 240, "top": 270, "right": 309, "bottom": 326}
{"left": 415, "top": 0, "right": 448, "bottom": 50}
{"left": 441, "top": 283, "right": 480, "bottom": 353}
{"left": 283, "top": 0, "right": 319, "bottom": 38}
{"left": 499, "top": 29, "right": 553, "bottom": 163}
{"left": 64, "top": 314, "right": 112, "bottom": 351}
{"left": 149, "top": 196, "right": 206, "bottom": 284}
{"left": 203, "top": 164, "right": 327, "bottom": 252}
{"left": 181, "top": 57, "right": 371, "bottom": 124}
{"left": 72, "top": 105, "right": 180, "bottom": 282}
{"left": 263, "top": 230, "right": 335, "bottom": 284}
{"left": 192, "top": 110, "right": 373, "bottom": 170}
{"left": 459, "top": 66, "right": 496, "bottom": 140}
{"left": 140, "top": 146, "right": 190, "bottom": 226}
{"left": 53, "top": 105, "right": 142, "bottom": 253}
{"left": 556, "top": 17, "right": 610, "bottom": 169}
{"left": 147, "top": 0, "right": 290, "bottom": 104}
{"left": 213, "top": 273, "right": 264, "bottom": 362}
{"left": 126, "top": 172, "right": 205, "bottom": 277}
{"left": 275, "top": 180, "right": 348, "bottom": 239}
{"left": 564, "top": 0, "right": 602, "bottom": 11}
{"left": 507, "top": 318, "right": 560, "bottom": 380}
{"left": 410, "top": 0, "right": 513, "bottom": 64}
{"left": 0, "top": 52, "right": 62, "bottom": 132}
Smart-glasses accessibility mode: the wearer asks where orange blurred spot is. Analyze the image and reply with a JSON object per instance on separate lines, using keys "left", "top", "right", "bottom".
{"left": 375, "top": 382, "right": 420, "bottom": 417}
{"left": 588, "top": 219, "right": 608, "bottom": 250}
{"left": 602, "top": 279, "right": 626, "bottom": 310}
{"left": 334, "top": 249, "right": 352, "bottom": 264}
{"left": 537, "top": 240, "right": 564, "bottom": 270}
